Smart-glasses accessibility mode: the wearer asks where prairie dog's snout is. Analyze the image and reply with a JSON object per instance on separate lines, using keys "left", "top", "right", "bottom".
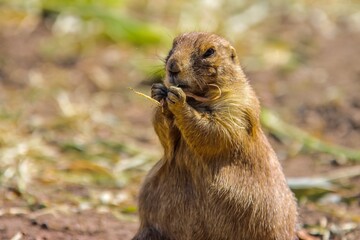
{"left": 166, "top": 58, "right": 183, "bottom": 86}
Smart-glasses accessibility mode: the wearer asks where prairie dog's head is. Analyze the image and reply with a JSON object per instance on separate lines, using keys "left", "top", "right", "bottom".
{"left": 164, "top": 32, "right": 242, "bottom": 95}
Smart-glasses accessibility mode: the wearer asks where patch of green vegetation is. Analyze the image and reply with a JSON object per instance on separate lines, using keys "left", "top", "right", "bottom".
{"left": 41, "top": 0, "right": 169, "bottom": 46}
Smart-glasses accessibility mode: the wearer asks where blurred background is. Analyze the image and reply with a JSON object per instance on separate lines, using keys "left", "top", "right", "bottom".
{"left": 0, "top": 0, "right": 359, "bottom": 239}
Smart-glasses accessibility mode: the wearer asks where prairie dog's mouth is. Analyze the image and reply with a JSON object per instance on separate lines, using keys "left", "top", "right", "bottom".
{"left": 167, "top": 77, "right": 190, "bottom": 89}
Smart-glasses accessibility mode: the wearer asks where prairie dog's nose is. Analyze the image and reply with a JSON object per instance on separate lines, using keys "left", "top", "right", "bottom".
{"left": 167, "top": 58, "right": 181, "bottom": 74}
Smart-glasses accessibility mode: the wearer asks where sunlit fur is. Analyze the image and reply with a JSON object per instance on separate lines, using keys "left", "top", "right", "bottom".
{"left": 133, "top": 32, "right": 298, "bottom": 240}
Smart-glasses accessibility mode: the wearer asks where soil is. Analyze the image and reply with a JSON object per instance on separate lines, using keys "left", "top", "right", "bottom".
{"left": 0, "top": 211, "right": 137, "bottom": 240}
{"left": 0, "top": 8, "right": 359, "bottom": 240}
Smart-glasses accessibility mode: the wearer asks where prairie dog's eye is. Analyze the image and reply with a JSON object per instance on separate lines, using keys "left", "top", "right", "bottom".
{"left": 203, "top": 48, "right": 215, "bottom": 58}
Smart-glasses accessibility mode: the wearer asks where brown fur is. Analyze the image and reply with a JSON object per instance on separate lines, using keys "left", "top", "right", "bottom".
{"left": 133, "top": 32, "right": 298, "bottom": 240}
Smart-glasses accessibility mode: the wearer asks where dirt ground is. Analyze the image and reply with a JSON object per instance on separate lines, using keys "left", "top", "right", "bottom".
{"left": 0, "top": 5, "right": 360, "bottom": 240}
{"left": 0, "top": 212, "right": 137, "bottom": 240}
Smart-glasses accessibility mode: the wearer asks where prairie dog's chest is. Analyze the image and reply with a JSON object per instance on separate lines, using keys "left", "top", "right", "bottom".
{"left": 186, "top": 99, "right": 213, "bottom": 113}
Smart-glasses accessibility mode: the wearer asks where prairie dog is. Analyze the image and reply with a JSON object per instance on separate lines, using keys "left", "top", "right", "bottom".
{"left": 133, "top": 32, "right": 298, "bottom": 240}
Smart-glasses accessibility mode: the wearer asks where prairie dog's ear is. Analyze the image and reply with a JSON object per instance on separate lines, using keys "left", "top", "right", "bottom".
{"left": 230, "top": 46, "right": 239, "bottom": 64}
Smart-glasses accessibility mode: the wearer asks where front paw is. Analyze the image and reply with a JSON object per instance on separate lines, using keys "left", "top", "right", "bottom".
{"left": 166, "top": 86, "right": 186, "bottom": 112}
{"left": 151, "top": 83, "right": 168, "bottom": 102}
